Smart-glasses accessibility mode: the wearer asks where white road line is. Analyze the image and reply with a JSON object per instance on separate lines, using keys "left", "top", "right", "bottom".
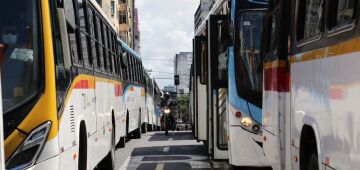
{"left": 155, "top": 163, "right": 164, "bottom": 170}
{"left": 162, "top": 147, "right": 170, "bottom": 152}
{"left": 169, "top": 138, "right": 173, "bottom": 141}
{"left": 119, "top": 156, "right": 131, "bottom": 170}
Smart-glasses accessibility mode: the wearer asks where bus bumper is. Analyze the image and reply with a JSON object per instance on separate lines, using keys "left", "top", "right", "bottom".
{"left": 228, "top": 126, "right": 270, "bottom": 167}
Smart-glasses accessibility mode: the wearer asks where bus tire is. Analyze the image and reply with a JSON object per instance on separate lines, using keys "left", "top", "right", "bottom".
{"left": 300, "top": 125, "right": 318, "bottom": 170}
{"left": 133, "top": 115, "right": 142, "bottom": 139}
{"left": 98, "top": 122, "right": 115, "bottom": 169}
{"left": 142, "top": 122, "right": 147, "bottom": 134}
{"left": 117, "top": 136, "right": 126, "bottom": 148}
{"left": 78, "top": 122, "right": 87, "bottom": 170}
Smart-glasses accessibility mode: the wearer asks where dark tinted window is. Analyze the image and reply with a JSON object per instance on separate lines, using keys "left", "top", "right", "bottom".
{"left": 328, "top": 0, "right": 357, "bottom": 30}
{"left": 297, "top": 0, "right": 324, "bottom": 40}
{"left": 234, "top": 11, "right": 266, "bottom": 107}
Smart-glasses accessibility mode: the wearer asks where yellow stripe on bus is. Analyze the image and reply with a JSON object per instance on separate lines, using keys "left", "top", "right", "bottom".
{"left": 263, "top": 60, "right": 286, "bottom": 69}
{"left": 290, "top": 37, "right": 360, "bottom": 63}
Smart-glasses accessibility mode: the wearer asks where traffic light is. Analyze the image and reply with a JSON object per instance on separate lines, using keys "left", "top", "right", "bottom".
{"left": 174, "top": 75, "right": 180, "bottom": 85}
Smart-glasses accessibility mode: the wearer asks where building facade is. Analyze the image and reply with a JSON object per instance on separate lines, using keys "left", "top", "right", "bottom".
{"left": 96, "top": 0, "right": 136, "bottom": 49}
{"left": 194, "top": 0, "right": 212, "bottom": 30}
{"left": 134, "top": 8, "right": 140, "bottom": 54}
{"left": 174, "top": 52, "right": 192, "bottom": 96}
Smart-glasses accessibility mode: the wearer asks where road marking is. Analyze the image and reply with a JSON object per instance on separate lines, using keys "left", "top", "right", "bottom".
{"left": 169, "top": 138, "right": 173, "bottom": 141}
{"left": 119, "top": 156, "right": 131, "bottom": 170}
{"left": 155, "top": 163, "right": 164, "bottom": 170}
{"left": 162, "top": 146, "right": 170, "bottom": 152}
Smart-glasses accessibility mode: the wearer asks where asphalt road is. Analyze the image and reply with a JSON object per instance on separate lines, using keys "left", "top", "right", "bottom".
{"left": 114, "top": 131, "right": 228, "bottom": 170}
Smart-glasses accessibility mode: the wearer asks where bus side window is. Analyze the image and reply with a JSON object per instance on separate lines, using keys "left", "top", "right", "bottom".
{"left": 265, "top": 11, "right": 280, "bottom": 62}
{"left": 69, "top": 0, "right": 82, "bottom": 66}
{"left": 328, "top": 0, "right": 357, "bottom": 30}
{"left": 297, "top": 0, "right": 324, "bottom": 41}
{"left": 95, "top": 16, "right": 104, "bottom": 71}
{"left": 88, "top": 7, "right": 98, "bottom": 70}
{"left": 101, "top": 23, "right": 108, "bottom": 72}
{"left": 77, "top": 0, "right": 92, "bottom": 68}
{"left": 127, "top": 54, "right": 133, "bottom": 82}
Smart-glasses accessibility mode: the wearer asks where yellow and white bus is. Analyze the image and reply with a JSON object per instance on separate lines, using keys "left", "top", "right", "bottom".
{"left": 0, "top": 0, "right": 145, "bottom": 169}
{"left": 263, "top": 0, "right": 360, "bottom": 169}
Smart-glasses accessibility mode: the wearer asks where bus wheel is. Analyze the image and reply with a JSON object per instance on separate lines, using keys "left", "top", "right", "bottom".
{"left": 308, "top": 152, "right": 319, "bottom": 170}
{"left": 133, "top": 116, "right": 142, "bottom": 139}
{"left": 98, "top": 124, "right": 115, "bottom": 169}
{"left": 78, "top": 122, "right": 87, "bottom": 170}
{"left": 142, "top": 122, "right": 147, "bottom": 134}
{"left": 117, "top": 136, "right": 126, "bottom": 148}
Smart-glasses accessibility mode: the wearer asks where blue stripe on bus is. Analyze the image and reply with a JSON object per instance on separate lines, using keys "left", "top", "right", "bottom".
{"left": 228, "top": 47, "right": 262, "bottom": 125}
{"left": 117, "top": 37, "right": 142, "bottom": 61}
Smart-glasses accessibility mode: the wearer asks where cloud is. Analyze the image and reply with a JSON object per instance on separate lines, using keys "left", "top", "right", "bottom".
{"left": 136, "top": 0, "right": 199, "bottom": 89}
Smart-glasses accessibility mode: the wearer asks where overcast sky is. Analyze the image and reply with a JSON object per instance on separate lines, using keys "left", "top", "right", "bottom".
{"left": 136, "top": 0, "right": 199, "bottom": 89}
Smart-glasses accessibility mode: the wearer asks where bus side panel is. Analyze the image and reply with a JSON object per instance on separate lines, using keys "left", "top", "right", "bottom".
{"left": 291, "top": 50, "right": 360, "bottom": 170}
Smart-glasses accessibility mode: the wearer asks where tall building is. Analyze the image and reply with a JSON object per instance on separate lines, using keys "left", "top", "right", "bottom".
{"left": 174, "top": 52, "right": 192, "bottom": 96}
{"left": 118, "top": 0, "right": 135, "bottom": 48}
{"left": 134, "top": 8, "right": 141, "bottom": 54}
{"left": 96, "top": 0, "right": 136, "bottom": 48}
{"left": 96, "top": 0, "right": 120, "bottom": 30}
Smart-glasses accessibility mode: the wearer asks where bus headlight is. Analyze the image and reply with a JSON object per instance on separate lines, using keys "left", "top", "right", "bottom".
{"left": 240, "top": 117, "right": 252, "bottom": 127}
{"left": 6, "top": 121, "right": 52, "bottom": 169}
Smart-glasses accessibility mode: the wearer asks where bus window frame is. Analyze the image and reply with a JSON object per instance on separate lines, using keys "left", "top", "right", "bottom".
{"left": 233, "top": 9, "right": 266, "bottom": 108}
{"left": 295, "top": 0, "right": 325, "bottom": 47}
{"left": 326, "top": 0, "right": 358, "bottom": 36}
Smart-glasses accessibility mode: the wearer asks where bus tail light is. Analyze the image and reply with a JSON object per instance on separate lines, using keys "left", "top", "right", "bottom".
{"left": 6, "top": 121, "right": 52, "bottom": 169}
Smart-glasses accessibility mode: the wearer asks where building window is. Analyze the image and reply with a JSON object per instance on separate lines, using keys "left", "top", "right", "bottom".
{"left": 111, "top": 1, "right": 115, "bottom": 16}
{"left": 119, "top": 11, "right": 127, "bottom": 24}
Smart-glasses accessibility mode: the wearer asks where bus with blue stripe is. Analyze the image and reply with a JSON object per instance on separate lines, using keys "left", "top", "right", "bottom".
{"left": 227, "top": 0, "right": 271, "bottom": 167}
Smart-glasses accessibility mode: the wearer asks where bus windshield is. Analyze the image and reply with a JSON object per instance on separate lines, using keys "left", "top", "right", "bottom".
{"left": 234, "top": 10, "right": 265, "bottom": 107}
{"left": 0, "top": 0, "right": 41, "bottom": 113}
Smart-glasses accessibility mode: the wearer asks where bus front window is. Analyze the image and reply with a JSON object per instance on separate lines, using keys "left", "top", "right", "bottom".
{"left": 0, "top": 0, "right": 41, "bottom": 114}
{"left": 234, "top": 11, "right": 265, "bottom": 107}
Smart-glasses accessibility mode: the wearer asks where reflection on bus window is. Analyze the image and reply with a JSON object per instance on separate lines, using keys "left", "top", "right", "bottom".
{"left": 329, "top": 0, "right": 356, "bottom": 29}
{"left": 235, "top": 11, "right": 265, "bottom": 107}
{"left": 0, "top": 0, "right": 40, "bottom": 113}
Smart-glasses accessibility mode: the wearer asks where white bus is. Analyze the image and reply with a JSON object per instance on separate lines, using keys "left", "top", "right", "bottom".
{"left": 226, "top": 0, "right": 271, "bottom": 168}
{"left": 263, "top": 0, "right": 360, "bottom": 169}
{"left": 144, "top": 72, "right": 162, "bottom": 132}
{"left": 192, "top": 0, "right": 229, "bottom": 160}
{"left": 0, "top": 0, "right": 145, "bottom": 169}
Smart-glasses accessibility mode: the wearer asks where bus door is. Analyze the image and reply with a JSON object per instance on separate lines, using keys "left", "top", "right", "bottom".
{"left": 194, "top": 35, "right": 208, "bottom": 142}
{"left": 207, "top": 14, "right": 229, "bottom": 160}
